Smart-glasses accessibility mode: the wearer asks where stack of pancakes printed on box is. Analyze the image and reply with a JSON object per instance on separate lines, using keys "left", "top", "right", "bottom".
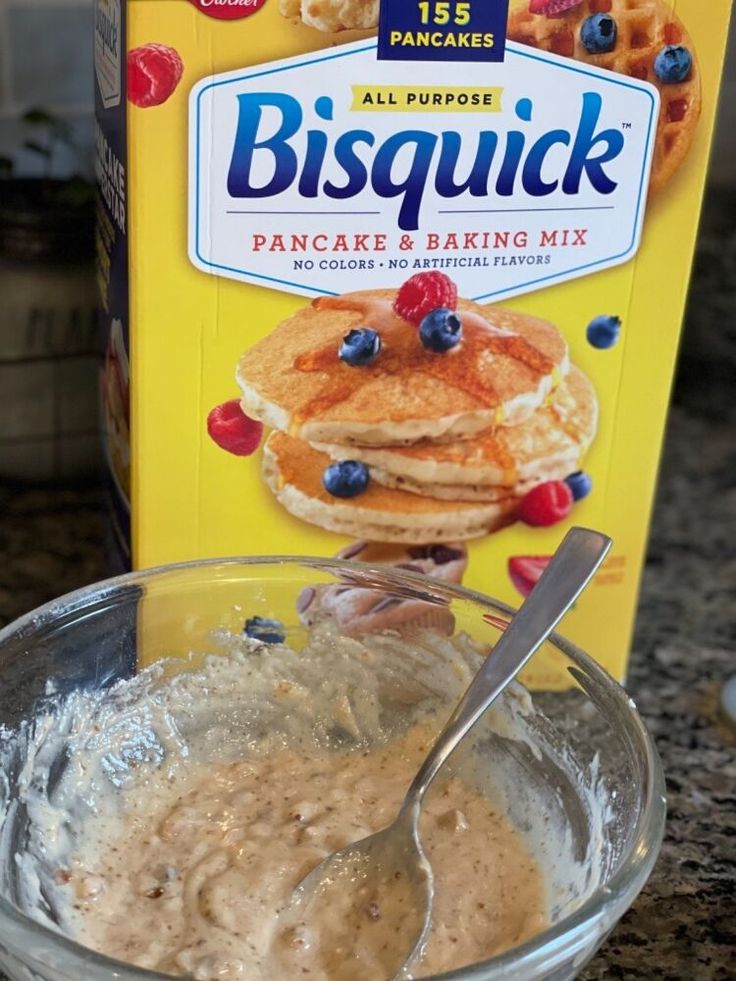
{"left": 236, "top": 289, "right": 597, "bottom": 545}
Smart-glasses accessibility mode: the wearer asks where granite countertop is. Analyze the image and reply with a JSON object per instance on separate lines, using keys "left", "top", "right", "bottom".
{"left": 0, "top": 194, "right": 734, "bottom": 980}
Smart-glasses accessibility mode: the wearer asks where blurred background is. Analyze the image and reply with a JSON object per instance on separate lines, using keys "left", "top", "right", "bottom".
{"left": 0, "top": 0, "right": 98, "bottom": 484}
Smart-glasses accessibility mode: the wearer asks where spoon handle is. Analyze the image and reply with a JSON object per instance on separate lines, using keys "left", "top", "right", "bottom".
{"left": 403, "top": 526, "right": 612, "bottom": 809}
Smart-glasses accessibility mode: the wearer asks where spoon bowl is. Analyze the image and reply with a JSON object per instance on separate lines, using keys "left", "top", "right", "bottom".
{"left": 278, "top": 807, "right": 431, "bottom": 980}
{"left": 283, "top": 527, "right": 612, "bottom": 978}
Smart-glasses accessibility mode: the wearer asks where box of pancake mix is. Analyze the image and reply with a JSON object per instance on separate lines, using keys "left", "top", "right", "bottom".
{"left": 95, "top": 0, "right": 731, "bottom": 682}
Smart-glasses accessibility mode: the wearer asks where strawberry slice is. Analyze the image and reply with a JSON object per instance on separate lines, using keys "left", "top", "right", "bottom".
{"left": 529, "top": 0, "right": 584, "bottom": 16}
{"left": 207, "top": 400, "right": 263, "bottom": 456}
{"left": 508, "top": 556, "right": 552, "bottom": 598}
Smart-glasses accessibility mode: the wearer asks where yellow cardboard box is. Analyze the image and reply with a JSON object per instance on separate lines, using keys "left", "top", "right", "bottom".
{"left": 95, "top": 0, "right": 732, "bottom": 681}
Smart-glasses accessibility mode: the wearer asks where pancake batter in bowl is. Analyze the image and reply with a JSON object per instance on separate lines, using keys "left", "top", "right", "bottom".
{"left": 7, "top": 625, "right": 583, "bottom": 981}
{"left": 60, "top": 725, "right": 546, "bottom": 980}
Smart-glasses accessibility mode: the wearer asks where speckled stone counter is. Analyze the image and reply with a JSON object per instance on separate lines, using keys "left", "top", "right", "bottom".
{"left": 1, "top": 194, "right": 734, "bottom": 980}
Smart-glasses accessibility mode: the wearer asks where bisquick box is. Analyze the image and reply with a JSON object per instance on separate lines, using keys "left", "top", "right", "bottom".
{"left": 95, "top": 0, "right": 732, "bottom": 683}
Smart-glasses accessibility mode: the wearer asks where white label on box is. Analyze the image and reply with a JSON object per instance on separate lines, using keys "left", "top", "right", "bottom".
{"left": 95, "top": 0, "right": 122, "bottom": 110}
{"left": 189, "top": 40, "right": 658, "bottom": 301}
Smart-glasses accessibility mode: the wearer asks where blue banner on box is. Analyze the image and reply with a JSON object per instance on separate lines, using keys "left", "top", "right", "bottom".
{"left": 377, "top": 0, "right": 509, "bottom": 63}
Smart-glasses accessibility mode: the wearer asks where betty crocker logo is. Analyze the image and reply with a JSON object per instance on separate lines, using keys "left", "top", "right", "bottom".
{"left": 188, "top": 0, "right": 267, "bottom": 20}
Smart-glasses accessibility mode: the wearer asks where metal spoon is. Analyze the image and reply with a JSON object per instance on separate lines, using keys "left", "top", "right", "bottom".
{"left": 280, "top": 527, "right": 612, "bottom": 980}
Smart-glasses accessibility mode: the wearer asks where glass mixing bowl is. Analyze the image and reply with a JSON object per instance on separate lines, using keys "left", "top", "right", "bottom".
{"left": 0, "top": 557, "right": 665, "bottom": 981}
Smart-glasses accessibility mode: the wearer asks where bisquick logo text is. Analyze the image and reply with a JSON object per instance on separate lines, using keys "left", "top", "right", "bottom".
{"left": 227, "top": 92, "right": 625, "bottom": 231}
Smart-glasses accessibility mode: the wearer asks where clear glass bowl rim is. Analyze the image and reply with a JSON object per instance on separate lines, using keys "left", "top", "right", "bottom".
{"left": 0, "top": 555, "right": 667, "bottom": 981}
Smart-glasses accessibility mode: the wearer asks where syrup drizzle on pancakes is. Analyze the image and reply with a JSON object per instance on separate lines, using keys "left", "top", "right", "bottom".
{"left": 293, "top": 295, "right": 556, "bottom": 423}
